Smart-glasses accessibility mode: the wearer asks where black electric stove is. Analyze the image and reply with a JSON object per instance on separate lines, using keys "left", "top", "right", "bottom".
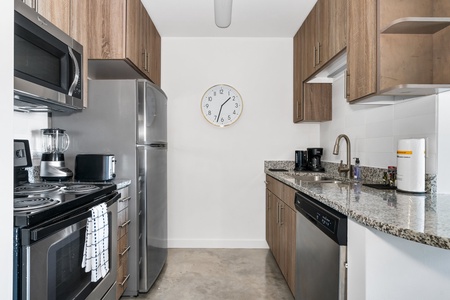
{"left": 14, "top": 181, "right": 117, "bottom": 228}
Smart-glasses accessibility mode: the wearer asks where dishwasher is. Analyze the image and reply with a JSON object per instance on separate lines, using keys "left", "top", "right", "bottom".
{"left": 294, "top": 191, "right": 348, "bottom": 300}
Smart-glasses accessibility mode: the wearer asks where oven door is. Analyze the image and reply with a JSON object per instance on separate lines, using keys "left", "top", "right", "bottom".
{"left": 22, "top": 195, "right": 118, "bottom": 300}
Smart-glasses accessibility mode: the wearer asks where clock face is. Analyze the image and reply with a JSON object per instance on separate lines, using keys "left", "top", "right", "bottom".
{"left": 201, "top": 84, "right": 243, "bottom": 127}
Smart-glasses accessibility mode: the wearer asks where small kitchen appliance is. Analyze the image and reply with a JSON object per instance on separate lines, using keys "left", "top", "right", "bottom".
{"left": 397, "top": 138, "right": 426, "bottom": 193}
{"left": 294, "top": 150, "right": 308, "bottom": 171}
{"left": 307, "top": 148, "right": 325, "bottom": 172}
{"left": 39, "top": 128, "right": 73, "bottom": 181}
{"left": 75, "top": 154, "right": 116, "bottom": 181}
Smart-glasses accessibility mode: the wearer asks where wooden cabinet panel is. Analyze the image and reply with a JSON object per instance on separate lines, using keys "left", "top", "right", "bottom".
{"left": 303, "top": 83, "right": 332, "bottom": 122}
{"left": 116, "top": 186, "right": 131, "bottom": 300}
{"left": 327, "top": 0, "right": 347, "bottom": 59}
{"left": 347, "top": 0, "right": 377, "bottom": 102}
{"left": 35, "top": 0, "right": 71, "bottom": 35}
{"left": 293, "top": 29, "right": 303, "bottom": 122}
{"left": 265, "top": 175, "right": 296, "bottom": 296}
{"left": 88, "top": 0, "right": 161, "bottom": 85}
{"left": 88, "top": 0, "right": 126, "bottom": 59}
{"left": 126, "top": 0, "right": 142, "bottom": 70}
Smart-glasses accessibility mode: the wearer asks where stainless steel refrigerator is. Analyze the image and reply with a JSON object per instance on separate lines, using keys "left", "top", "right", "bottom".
{"left": 53, "top": 79, "right": 168, "bottom": 296}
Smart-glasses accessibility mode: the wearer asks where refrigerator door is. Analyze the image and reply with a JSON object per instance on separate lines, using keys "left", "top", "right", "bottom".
{"left": 137, "top": 80, "right": 167, "bottom": 145}
{"left": 137, "top": 144, "right": 168, "bottom": 292}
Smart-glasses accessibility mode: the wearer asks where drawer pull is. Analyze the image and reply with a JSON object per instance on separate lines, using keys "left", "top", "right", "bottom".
{"left": 119, "top": 196, "right": 131, "bottom": 203}
{"left": 119, "top": 220, "right": 131, "bottom": 228}
{"left": 120, "top": 246, "right": 131, "bottom": 256}
{"left": 119, "top": 274, "right": 130, "bottom": 286}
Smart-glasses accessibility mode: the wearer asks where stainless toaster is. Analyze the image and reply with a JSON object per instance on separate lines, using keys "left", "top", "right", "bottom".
{"left": 75, "top": 154, "right": 116, "bottom": 181}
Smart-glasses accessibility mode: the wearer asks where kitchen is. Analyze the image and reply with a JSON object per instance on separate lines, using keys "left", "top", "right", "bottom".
{"left": 3, "top": 0, "right": 450, "bottom": 299}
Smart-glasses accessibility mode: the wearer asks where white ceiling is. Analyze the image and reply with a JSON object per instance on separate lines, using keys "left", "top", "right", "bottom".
{"left": 142, "top": 0, "right": 317, "bottom": 38}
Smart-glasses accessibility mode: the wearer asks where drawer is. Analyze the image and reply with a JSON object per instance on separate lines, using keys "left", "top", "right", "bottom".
{"left": 116, "top": 263, "right": 130, "bottom": 300}
{"left": 117, "top": 234, "right": 130, "bottom": 268}
{"left": 118, "top": 207, "right": 130, "bottom": 239}
{"left": 118, "top": 194, "right": 131, "bottom": 212}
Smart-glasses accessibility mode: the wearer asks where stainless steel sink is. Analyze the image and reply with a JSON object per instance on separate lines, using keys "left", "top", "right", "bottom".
{"left": 289, "top": 174, "right": 343, "bottom": 184}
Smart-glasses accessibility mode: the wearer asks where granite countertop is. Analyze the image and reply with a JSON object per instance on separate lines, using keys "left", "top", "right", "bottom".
{"left": 265, "top": 168, "right": 450, "bottom": 250}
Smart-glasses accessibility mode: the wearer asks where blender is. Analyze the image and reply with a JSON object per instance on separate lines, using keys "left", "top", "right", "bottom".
{"left": 40, "top": 128, "right": 73, "bottom": 181}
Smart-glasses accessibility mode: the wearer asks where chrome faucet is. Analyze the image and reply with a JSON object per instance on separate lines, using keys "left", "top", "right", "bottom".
{"left": 333, "top": 134, "right": 351, "bottom": 178}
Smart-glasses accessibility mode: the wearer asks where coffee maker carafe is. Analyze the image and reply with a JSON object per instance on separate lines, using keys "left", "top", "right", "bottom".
{"left": 40, "top": 128, "right": 73, "bottom": 181}
{"left": 294, "top": 150, "right": 308, "bottom": 171}
{"left": 307, "top": 148, "right": 325, "bottom": 172}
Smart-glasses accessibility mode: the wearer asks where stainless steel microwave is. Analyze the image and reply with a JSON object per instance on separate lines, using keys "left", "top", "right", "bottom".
{"left": 14, "top": 0, "right": 83, "bottom": 113}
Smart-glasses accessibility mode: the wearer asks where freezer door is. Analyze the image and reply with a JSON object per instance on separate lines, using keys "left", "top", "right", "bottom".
{"left": 137, "top": 145, "right": 168, "bottom": 292}
{"left": 137, "top": 80, "right": 167, "bottom": 144}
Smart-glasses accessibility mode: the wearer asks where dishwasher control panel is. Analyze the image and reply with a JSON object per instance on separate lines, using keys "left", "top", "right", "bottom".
{"left": 295, "top": 191, "right": 347, "bottom": 245}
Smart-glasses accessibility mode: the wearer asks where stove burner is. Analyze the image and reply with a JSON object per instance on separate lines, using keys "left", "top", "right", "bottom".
{"left": 14, "top": 197, "right": 60, "bottom": 212}
{"left": 14, "top": 183, "right": 60, "bottom": 195}
{"left": 62, "top": 185, "right": 101, "bottom": 194}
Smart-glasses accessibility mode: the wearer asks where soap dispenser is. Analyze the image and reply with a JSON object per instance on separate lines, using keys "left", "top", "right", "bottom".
{"left": 353, "top": 158, "right": 361, "bottom": 180}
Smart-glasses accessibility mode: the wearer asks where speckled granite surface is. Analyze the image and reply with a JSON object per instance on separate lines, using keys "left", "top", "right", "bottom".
{"left": 265, "top": 161, "right": 450, "bottom": 250}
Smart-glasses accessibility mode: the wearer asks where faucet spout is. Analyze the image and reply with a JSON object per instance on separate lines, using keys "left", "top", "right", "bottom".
{"left": 333, "top": 134, "right": 351, "bottom": 178}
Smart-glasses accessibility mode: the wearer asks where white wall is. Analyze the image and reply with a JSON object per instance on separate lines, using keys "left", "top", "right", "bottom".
{"left": 162, "top": 38, "right": 319, "bottom": 248}
{"left": 321, "top": 74, "right": 438, "bottom": 174}
{"left": 1, "top": 1, "right": 14, "bottom": 298}
{"left": 14, "top": 112, "right": 49, "bottom": 165}
{"left": 437, "top": 91, "right": 450, "bottom": 193}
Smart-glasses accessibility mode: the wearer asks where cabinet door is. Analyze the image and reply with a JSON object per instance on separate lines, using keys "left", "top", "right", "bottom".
{"left": 126, "top": 0, "right": 142, "bottom": 71}
{"left": 327, "top": 0, "right": 347, "bottom": 60}
{"left": 347, "top": 0, "right": 377, "bottom": 101}
{"left": 303, "top": 83, "right": 332, "bottom": 121}
{"left": 149, "top": 18, "right": 162, "bottom": 86}
{"left": 282, "top": 205, "right": 296, "bottom": 295}
{"left": 35, "top": 0, "right": 71, "bottom": 35}
{"left": 316, "top": 0, "right": 330, "bottom": 69}
{"left": 265, "top": 190, "right": 277, "bottom": 252}
{"left": 88, "top": 0, "right": 126, "bottom": 59}
{"left": 304, "top": 6, "right": 317, "bottom": 78}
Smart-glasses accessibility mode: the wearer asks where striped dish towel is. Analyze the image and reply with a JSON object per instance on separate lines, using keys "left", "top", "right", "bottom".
{"left": 82, "top": 203, "right": 109, "bottom": 282}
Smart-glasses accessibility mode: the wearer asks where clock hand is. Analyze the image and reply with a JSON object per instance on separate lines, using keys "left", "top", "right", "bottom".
{"left": 217, "top": 97, "right": 231, "bottom": 122}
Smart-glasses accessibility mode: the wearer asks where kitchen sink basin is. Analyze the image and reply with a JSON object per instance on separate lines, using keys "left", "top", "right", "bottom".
{"left": 289, "top": 174, "right": 343, "bottom": 184}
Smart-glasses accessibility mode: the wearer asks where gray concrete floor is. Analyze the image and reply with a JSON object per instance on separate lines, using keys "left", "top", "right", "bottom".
{"left": 133, "top": 248, "right": 294, "bottom": 300}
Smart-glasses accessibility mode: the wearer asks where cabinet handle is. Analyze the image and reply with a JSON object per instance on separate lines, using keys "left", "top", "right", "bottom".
{"left": 119, "top": 245, "right": 131, "bottom": 256}
{"left": 119, "top": 196, "right": 131, "bottom": 203}
{"left": 345, "top": 70, "right": 350, "bottom": 99}
{"left": 146, "top": 51, "right": 150, "bottom": 72}
{"left": 279, "top": 203, "right": 284, "bottom": 226}
{"left": 276, "top": 202, "right": 279, "bottom": 224}
{"left": 264, "top": 181, "right": 268, "bottom": 185}
{"left": 317, "top": 42, "right": 321, "bottom": 65}
{"left": 34, "top": 0, "right": 38, "bottom": 11}
{"left": 119, "top": 274, "right": 130, "bottom": 286}
{"left": 119, "top": 220, "right": 131, "bottom": 228}
{"left": 313, "top": 45, "right": 317, "bottom": 68}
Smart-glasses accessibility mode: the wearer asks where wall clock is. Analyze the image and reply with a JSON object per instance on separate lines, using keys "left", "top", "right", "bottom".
{"left": 201, "top": 84, "right": 243, "bottom": 127}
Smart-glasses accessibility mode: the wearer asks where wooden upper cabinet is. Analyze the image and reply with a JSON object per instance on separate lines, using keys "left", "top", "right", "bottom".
{"left": 302, "top": 0, "right": 347, "bottom": 76}
{"left": 88, "top": 0, "right": 161, "bottom": 86}
{"left": 347, "top": 0, "right": 450, "bottom": 102}
{"left": 347, "top": 0, "right": 377, "bottom": 102}
{"left": 23, "top": 0, "right": 71, "bottom": 35}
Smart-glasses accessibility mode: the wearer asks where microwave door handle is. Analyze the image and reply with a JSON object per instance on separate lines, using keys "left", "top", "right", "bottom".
{"left": 67, "top": 47, "right": 80, "bottom": 96}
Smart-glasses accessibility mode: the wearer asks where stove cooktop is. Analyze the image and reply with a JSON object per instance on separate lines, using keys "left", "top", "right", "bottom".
{"left": 14, "top": 182, "right": 116, "bottom": 228}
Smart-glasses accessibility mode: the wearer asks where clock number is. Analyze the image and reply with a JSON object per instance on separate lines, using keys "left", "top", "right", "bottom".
{"left": 214, "top": 115, "right": 217, "bottom": 121}
{"left": 208, "top": 96, "right": 212, "bottom": 101}
{"left": 228, "top": 115, "right": 231, "bottom": 120}
{"left": 232, "top": 96, "right": 235, "bottom": 101}
{"left": 235, "top": 103, "right": 238, "bottom": 108}
{"left": 220, "top": 88, "right": 224, "bottom": 94}
{"left": 208, "top": 110, "right": 211, "bottom": 115}
{"left": 214, "top": 91, "right": 216, "bottom": 96}
{"left": 233, "top": 110, "right": 237, "bottom": 115}
{"left": 205, "top": 103, "right": 209, "bottom": 108}
{"left": 221, "top": 117, "right": 224, "bottom": 122}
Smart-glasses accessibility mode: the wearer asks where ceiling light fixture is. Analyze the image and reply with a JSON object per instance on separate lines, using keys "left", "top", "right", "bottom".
{"left": 214, "top": 0, "right": 233, "bottom": 28}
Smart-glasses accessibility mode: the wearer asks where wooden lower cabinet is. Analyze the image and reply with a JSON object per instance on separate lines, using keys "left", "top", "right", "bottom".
{"left": 265, "top": 175, "right": 296, "bottom": 296}
{"left": 116, "top": 186, "right": 131, "bottom": 300}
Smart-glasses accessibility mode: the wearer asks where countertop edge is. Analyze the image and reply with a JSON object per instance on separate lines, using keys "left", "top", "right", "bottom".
{"left": 265, "top": 169, "right": 450, "bottom": 250}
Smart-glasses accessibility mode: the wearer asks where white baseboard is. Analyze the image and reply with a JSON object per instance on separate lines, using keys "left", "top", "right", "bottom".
{"left": 168, "top": 239, "right": 269, "bottom": 249}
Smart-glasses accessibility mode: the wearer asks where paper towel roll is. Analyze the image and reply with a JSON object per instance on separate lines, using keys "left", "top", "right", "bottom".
{"left": 397, "top": 138, "right": 425, "bottom": 193}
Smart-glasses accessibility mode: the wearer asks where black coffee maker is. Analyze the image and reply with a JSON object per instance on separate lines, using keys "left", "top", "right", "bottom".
{"left": 294, "top": 150, "right": 308, "bottom": 171}
{"left": 307, "top": 148, "right": 325, "bottom": 172}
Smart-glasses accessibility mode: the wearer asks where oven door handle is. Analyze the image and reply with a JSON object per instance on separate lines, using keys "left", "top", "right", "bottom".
{"left": 30, "top": 192, "right": 120, "bottom": 242}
